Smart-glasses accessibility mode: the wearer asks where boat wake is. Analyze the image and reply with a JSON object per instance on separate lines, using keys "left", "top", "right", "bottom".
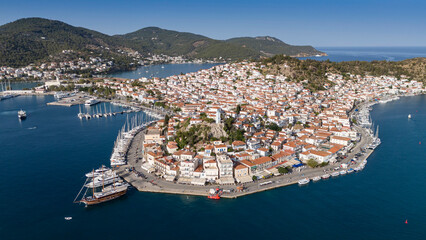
{"left": 27, "top": 126, "right": 37, "bottom": 130}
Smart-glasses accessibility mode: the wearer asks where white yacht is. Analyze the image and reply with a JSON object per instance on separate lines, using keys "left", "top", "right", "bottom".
{"left": 85, "top": 98, "right": 100, "bottom": 106}
{"left": 298, "top": 178, "right": 310, "bottom": 185}
{"left": 321, "top": 174, "right": 330, "bottom": 179}
{"left": 18, "top": 110, "right": 27, "bottom": 119}
{"left": 312, "top": 176, "right": 321, "bottom": 182}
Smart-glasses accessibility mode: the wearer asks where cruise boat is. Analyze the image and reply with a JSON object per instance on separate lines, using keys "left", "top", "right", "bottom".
{"left": 298, "top": 178, "right": 310, "bottom": 185}
{"left": 18, "top": 110, "right": 27, "bottom": 120}
{"left": 85, "top": 165, "right": 110, "bottom": 178}
{"left": 85, "top": 98, "right": 100, "bottom": 106}
{"left": 80, "top": 182, "right": 129, "bottom": 206}
{"left": 312, "top": 176, "right": 321, "bottom": 182}
{"left": 85, "top": 171, "right": 121, "bottom": 188}
{"left": 321, "top": 174, "right": 330, "bottom": 179}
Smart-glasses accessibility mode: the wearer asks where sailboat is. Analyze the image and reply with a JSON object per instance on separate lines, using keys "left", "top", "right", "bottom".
{"left": 75, "top": 168, "right": 129, "bottom": 206}
{"left": 78, "top": 105, "right": 84, "bottom": 119}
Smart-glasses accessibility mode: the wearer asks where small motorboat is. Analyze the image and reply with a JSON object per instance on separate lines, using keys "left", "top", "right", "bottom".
{"left": 65, "top": 217, "right": 72, "bottom": 220}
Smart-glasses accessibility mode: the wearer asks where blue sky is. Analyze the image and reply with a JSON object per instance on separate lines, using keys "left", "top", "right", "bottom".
{"left": 0, "top": 0, "right": 425, "bottom": 47}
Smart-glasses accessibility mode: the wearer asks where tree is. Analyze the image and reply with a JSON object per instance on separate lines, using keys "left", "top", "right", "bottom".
{"left": 278, "top": 167, "right": 289, "bottom": 174}
{"left": 252, "top": 176, "right": 258, "bottom": 181}
{"left": 307, "top": 159, "right": 319, "bottom": 168}
{"left": 236, "top": 104, "right": 241, "bottom": 114}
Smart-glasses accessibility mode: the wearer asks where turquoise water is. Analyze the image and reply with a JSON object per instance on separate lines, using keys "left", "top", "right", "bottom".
{"left": 299, "top": 47, "right": 426, "bottom": 62}
{"left": 106, "top": 63, "right": 220, "bottom": 79}
{"left": 2, "top": 94, "right": 426, "bottom": 239}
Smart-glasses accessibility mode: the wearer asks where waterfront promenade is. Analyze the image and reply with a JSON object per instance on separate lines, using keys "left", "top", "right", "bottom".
{"left": 117, "top": 111, "right": 375, "bottom": 198}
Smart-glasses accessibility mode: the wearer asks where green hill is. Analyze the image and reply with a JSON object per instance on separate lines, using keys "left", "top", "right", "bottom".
{"left": 0, "top": 18, "right": 139, "bottom": 67}
{"left": 225, "top": 36, "right": 324, "bottom": 57}
{"left": 0, "top": 18, "right": 325, "bottom": 67}
{"left": 118, "top": 27, "right": 260, "bottom": 60}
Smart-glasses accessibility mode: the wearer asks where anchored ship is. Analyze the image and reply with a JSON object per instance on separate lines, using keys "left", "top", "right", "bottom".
{"left": 18, "top": 110, "right": 27, "bottom": 120}
{"left": 74, "top": 167, "right": 129, "bottom": 206}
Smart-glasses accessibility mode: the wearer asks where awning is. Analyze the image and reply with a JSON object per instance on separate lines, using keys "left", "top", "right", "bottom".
{"left": 218, "top": 177, "right": 235, "bottom": 185}
{"left": 236, "top": 176, "right": 253, "bottom": 183}
{"left": 191, "top": 178, "right": 206, "bottom": 186}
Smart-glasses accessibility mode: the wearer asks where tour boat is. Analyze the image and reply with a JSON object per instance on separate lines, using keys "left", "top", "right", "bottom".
{"left": 80, "top": 182, "right": 129, "bottom": 206}
{"left": 298, "top": 178, "right": 310, "bottom": 185}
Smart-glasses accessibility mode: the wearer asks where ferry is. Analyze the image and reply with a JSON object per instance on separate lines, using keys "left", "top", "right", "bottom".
{"left": 18, "top": 110, "right": 27, "bottom": 120}
{"left": 85, "top": 98, "right": 100, "bottom": 106}
{"left": 298, "top": 178, "right": 310, "bottom": 185}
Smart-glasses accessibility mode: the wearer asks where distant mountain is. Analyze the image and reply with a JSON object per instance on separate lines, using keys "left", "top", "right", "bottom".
{"left": 225, "top": 36, "right": 324, "bottom": 57}
{"left": 0, "top": 18, "right": 325, "bottom": 67}
{"left": 118, "top": 27, "right": 260, "bottom": 60}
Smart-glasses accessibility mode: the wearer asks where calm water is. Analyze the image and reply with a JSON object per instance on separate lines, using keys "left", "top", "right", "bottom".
{"left": 2, "top": 50, "right": 426, "bottom": 239}
{"left": 106, "top": 63, "right": 220, "bottom": 79}
{"left": 299, "top": 46, "right": 426, "bottom": 62}
{"left": 1, "top": 95, "right": 426, "bottom": 239}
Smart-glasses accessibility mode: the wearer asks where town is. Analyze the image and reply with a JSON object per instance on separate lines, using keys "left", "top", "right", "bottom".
{"left": 90, "top": 61, "right": 423, "bottom": 192}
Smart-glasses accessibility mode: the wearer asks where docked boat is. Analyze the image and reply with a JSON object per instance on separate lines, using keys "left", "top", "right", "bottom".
{"left": 321, "top": 174, "right": 330, "bottom": 179}
{"left": 80, "top": 182, "right": 129, "bottom": 206}
{"left": 18, "top": 110, "right": 27, "bottom": 119}
{"left": 75, "top": 169, "right": 129, "bottom": 206}
{"left": 347, "top": 168, "right": 354, "bottom": 174}
{"left": 85, "top": 171, "right": 121, "bottom": 188}
{"left": 298, "top": 178, "right": 310, "bottom": 185}
{"left": 208, "top": 188, "right": 222, "bottom": 199}
{"left": 339, "top": 170, "right": 347, "bottom": 175}
{"left": 331, "top": 172, "right": 340, "bottom": 177}
{"left": 312, "top": 176, "right": 321, "bottom": 182}
{"left": 85, "top": 165, "right": 110, "bottom": 178}
{"left": 85, "top": 98, "right": 100, "bottom": 106}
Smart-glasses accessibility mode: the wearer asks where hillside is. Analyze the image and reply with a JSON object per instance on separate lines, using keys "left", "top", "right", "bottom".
{"left": 226, "top": 36, "right": 324, "bottom": 57}
{"left": 261, "top": 55, "right": 426, "bottom": 92}
{"left": 0, "top": 18, "right": 139, "bottom": 67}
{"left": 0, "top": 18, "right": 325, "bottom": 67}
{"left": 118, "top": 27, "right": 260, "bottom": 60}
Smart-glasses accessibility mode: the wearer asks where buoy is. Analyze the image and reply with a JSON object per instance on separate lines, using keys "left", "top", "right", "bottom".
{"left": 405, "top": 219, "right": 408, "bottom": 224}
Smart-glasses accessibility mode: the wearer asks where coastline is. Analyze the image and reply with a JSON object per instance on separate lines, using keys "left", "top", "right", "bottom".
{"left": 112, "top": 94, "right": 411, "bottom": 198}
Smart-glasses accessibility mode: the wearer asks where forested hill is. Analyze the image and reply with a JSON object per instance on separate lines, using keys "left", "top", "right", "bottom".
{"left": 0, "top": 18, "right": 325, "bottom": 67}
{"left": 261, "top": 55, "right": 426, "bottom": 92}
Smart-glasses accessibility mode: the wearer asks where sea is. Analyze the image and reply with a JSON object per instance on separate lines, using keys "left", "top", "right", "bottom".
{"left": 1, "top": 47, "right": 426, "bottom": 239}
